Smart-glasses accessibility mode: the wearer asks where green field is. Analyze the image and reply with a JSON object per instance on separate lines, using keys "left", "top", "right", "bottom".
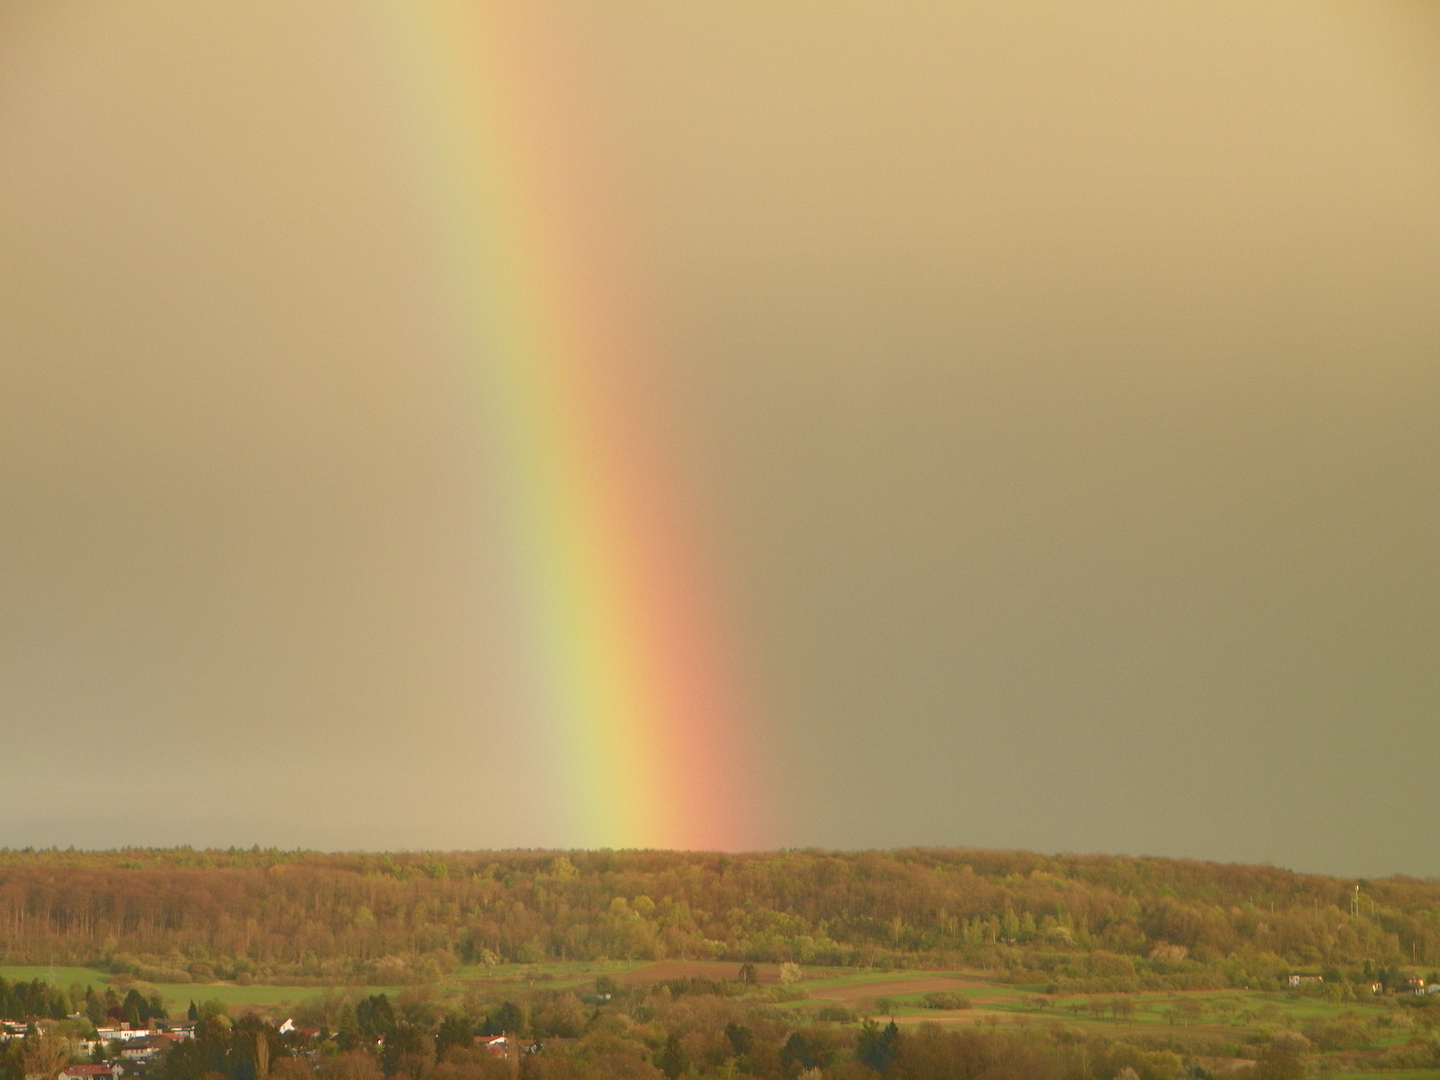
{"left": 0, "top": 968, "right": 396, "bottom": 1012}
{"left": 0, "top": 960, "right": 651, "bottom": 1014}
{"left": 0, "top": 966, "right": 115, "bottom": 988}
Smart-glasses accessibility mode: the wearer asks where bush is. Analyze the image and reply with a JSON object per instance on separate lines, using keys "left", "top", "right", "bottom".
{"left": 1268, "top": 1031, "right": 1310, "bottom": 1054}
{"left": 1301, "top": 1014, "right": 1370, "bottom": 1051}
{"left": 923, "top": 991, "right": 972, "bottom": 1010}
{"left": 136, "top": 966, "right": 190, "bottom": 983}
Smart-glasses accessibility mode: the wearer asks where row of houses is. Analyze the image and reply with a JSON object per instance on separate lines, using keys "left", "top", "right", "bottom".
{"left": 1286, "top": 973, "right": 1440, "bottom": 995}
{"left": 3, "top": 1017, "right": 195, "bottom": 1080}
{"left": 1382, "top": 979, "right": 1440, "bottom": 996}
{"left": 59, "top": 1065, "right": 125, "bottom": 1080}
{"left": 86, "top": 1033, "right": 189, "bottom": 1063}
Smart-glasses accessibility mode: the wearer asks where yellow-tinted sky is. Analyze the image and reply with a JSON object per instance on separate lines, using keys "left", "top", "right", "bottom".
{"left": 0, "top": 3, "right": 1436, "bottom": 873}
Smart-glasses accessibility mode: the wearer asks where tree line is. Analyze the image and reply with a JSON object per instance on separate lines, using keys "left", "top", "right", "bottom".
{"left": 0, "top": 976, "right": 165, "bottom": 1026}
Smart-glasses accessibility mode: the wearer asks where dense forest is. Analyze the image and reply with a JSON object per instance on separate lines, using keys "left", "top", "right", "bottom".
{"left": 0, "top": 848, "right": 1436, "bottom": 989}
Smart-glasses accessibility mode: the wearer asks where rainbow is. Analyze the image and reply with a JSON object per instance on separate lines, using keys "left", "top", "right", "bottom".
{"left": 374, "top": 6, "right": 758, "bottom": 850}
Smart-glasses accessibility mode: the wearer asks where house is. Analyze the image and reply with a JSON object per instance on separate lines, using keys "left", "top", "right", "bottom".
{"left": 97, "top": 1027, "right": 156, "bottom": 1043}
{"left": 119, "top": 1035, "right": 175, "bottom": 1061}
{"left": 477, "top": 1035, "right": 536, "bottom": 1058}
{"left": 60, "top": 1066, "right": 124, "bottom": 1080}
{"left": 1286, "top": 975, "right": 1322, "bottom": 987}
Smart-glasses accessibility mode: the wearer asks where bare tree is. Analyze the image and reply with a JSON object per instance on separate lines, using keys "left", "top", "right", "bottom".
{"left": 19, "top": 1027, "right": 72, "bottom": 1080}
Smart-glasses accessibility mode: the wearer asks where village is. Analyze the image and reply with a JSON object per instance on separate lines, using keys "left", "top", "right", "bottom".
{"left": 0, "top": 1012, "right": 554, "bottom": 1080}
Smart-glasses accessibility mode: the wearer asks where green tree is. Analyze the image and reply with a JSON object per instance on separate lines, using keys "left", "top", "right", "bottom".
{"left": 122, "top": 989, "right": 145, "bottom": 1030}
{"left": 336, "top": 1005, "right": 361, "bottom": 1052}
{"left": 659, "top": 1033, "right": 685, "bottom": 1079}
{"left": 357, "top": 995, "right": 396, "bottom": 1041}
{"left": 781, "top": 1032, "right": 818, "bottom": 1074}
{"left": 487, "top": 1001, "right": 525, "bottom": 1037}
{"left": 380, "top": 1021, "right": 428, "bottom": 1077}
{"left": 725, "top": 1023, "right": 754, "bottom": 1058}
{"left": 856, "top": 1019, "right": 900, "bottom": 1073}
{"left": 434, "top": 1012, "right": 473, "bottom": 1060}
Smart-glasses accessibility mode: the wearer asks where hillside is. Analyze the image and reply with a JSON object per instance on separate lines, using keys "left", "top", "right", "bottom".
{"left": 0, "top": 848, "right": 1435, "bottom": 990}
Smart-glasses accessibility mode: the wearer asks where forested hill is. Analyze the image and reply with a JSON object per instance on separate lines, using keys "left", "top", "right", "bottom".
{"left": 0, "top": 848, "right": 1434, "bottom": 988}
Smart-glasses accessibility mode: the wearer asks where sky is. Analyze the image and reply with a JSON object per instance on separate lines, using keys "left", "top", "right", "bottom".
{"left": 0, "top": 3, "right": 1436, "bottom": 875}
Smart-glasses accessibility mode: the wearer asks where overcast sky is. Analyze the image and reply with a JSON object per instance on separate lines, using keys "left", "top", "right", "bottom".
{"left": 0, "top": 3, "right": 1436, "bottom": 875}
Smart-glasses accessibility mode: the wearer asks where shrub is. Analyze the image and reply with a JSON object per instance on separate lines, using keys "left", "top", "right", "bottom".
{"left": 923, "top": 991, "right": 972, "bottom": 1010}
{"left": 1300, "top": 1014, "right": 1370, "bottom": 1051}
